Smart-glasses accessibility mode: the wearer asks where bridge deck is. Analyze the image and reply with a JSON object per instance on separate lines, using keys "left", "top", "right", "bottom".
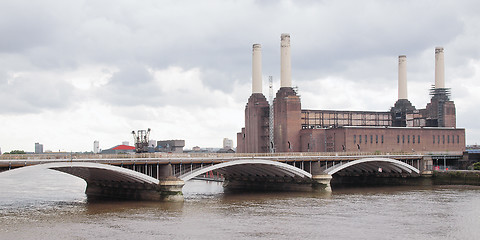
{"left": 0, "top": 151, "right": 462, "bottom": 161}
{"left": 0, "top": 154, "right": 430, "bottom": 168}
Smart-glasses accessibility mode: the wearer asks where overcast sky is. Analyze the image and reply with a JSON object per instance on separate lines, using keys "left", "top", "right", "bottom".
{"left": 1, "top": 0, "right": 479, "bottom": 153}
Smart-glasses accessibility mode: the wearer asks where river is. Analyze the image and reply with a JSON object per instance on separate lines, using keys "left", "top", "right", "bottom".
{"left": 1, "top": 165, "right": 479, "bottom": 240}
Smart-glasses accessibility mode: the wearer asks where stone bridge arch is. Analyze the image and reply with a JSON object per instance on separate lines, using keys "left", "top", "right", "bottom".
{"left": 43, "top": 162, "right": 160, "bottom": 184}
{"left": 324, "top": 157, "right": 420, "bottom": 176}
{"left": 179, "top": 159, "right": 312, "bottom": 182}
{"left": 41, "top": 162, "right": 183, "bottom": 201}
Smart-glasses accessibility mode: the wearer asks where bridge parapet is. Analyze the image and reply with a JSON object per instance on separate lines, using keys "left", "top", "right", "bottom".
{"left": 0, "top": 151, "right": 463, "bottom": 161}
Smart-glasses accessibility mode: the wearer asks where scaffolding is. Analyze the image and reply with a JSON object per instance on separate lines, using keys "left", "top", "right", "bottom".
{"left": 301, "top": 110, "right": 392, "bottom": 129}
{"left": 269, "top": 76, "right": 275, "bottom": 153}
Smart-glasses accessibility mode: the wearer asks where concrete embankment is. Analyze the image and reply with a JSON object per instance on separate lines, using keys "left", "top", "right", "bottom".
{"left": 432, "top": 170, "right": 480, "bottom": 186}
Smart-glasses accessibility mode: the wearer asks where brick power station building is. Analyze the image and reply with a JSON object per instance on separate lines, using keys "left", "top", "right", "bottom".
{"left": 237, "top": 34, "right": 465, "bottom": 153}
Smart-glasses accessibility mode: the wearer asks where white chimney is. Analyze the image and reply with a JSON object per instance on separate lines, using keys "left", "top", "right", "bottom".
{"left": 435, "top": 47, "right": 445, "bottom": 89}
{"left": 280, "top": 33, "right": 292, "bottom": 88}
{"left": 398, "top": 55, "right": 408, "bottom": 100}
{"left": 252, "top": 44, "right": 262, "bottom": 94}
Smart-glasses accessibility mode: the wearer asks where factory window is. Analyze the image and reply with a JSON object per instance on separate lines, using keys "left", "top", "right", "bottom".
{"left": 408, "top": 135, "right": 410, "bottom": 144}
{"left": 413, "top": 135, "right": 415, "bottom": 144}
{"left": 452, "top": 135, "right": 455, "bottom": 144}
{"left": 443, "top": 135, "right": 445, "bottom": 144}
{"left": 418, "top": 135, "right": 421, "bottom": 144}
{"left": 448, "top": 135, "right": 450, "bottom": 144}
{"left": 397, "top": 135, "right": 400, "bottom": 144}
{"left": 370, "top": 135, "right": 373, "bottom": 144}
{"left": 365, "top": 135, "right": 367, "bottom": 144}
{"left": 457, "top": 135, "right": 460, "bottom": 144}
{"left": 433, "top": 135, "right": 435, "bottom": 144}
{"left": 354, "top": 135, "right": 356, "bottom": 144}
{"left": 381, "top": 135, "right": 384, "bottom": 144}
{"left": 376, "top": 135, "right": 378, "bottom": 144}
{"left": 438, "top": 135, "right": 440, "bottom": 144}
{"left": 402, "top": 135, "right": 405, "bottom": 144}
{"left": 359, "top": 135, "right": 362, "bottom": 144}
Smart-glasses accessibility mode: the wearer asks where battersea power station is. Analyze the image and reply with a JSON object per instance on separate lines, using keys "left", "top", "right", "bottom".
{"left": 237, "top": 34, "right": 465, "bottom": 153}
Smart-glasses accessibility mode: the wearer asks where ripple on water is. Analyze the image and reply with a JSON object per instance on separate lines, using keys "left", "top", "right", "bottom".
{"left": 1, "top": 168, "right": 480, "bottom": 240}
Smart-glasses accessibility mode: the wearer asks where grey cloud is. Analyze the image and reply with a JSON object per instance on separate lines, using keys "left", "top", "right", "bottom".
{"left": 1, "top": 0, "right": 479, "bottom": 112}
{"left": 0, "top": 2, "right": 56, "bottom": 53}
{"left": 109, "top": 63, "right": 153, "bottom": 85}
{"left": 95, "top": 64, "right": 229, "bottom": 109}
{"left": 0, "top": 74, "right": 77, "bottom": 114}
{"left": 95, "top": 65, "right": 156, "bottom": 107}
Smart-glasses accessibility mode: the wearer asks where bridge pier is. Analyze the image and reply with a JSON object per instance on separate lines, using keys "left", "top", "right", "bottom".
{"left": 85, "top": 182, "right": 184, "bottom": 202}
{"left": 311, "top": 161, "right": 332, "bottom": 192}
{"left": 156, "top": 164, "right": 185, "bottom": 201}
{"left": 85, "top": 181, "right": 183, "bottom": 201}
{"left": 312, "top": 174, "right": 332, "bottom": 192}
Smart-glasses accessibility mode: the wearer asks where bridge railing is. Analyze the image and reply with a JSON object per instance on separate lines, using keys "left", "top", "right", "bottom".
{"left": 0, "top": 151, "right": 463, "bottom": 161}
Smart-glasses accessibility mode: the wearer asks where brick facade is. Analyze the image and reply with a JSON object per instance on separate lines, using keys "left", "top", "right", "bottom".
{"left": 273, "top": 87, "right": 301, "bottom": 152}
{"left": 299, "top": 127, "right": 465, "bottom": 153}
{"left": 242, "top": 93, "right": 270, "bottom": 153}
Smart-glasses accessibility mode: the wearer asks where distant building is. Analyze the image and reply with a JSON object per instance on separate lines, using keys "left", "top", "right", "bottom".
{"left": 101, "top": 145, "right": 135, "bottom": 154}
{"left": 223, "top": 138, "right": 233, "bottom": 150}
{"left": 35, "top": 143, "right": 43, "bottom": 154}
{"left": 192, "top": 146, "right": 201, "bottom": 151}
{"left": 93, "top": 140, "right": 100, "bottom": 154}
{"left": 217, "top": 148, "right": 235, "bottom": 153}
{"left": 157, "top": 140, "right": 185, "bottom": 153}
{"left": 184, "top": 146, "right": 221, "bottom": 153}
{"left": 149, "top": 140, "right": 156, "bottom": 148}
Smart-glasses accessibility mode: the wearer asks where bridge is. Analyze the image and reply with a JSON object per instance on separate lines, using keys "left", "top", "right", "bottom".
{"left": 0, "top": 152, "right": 461, "bottom": 201}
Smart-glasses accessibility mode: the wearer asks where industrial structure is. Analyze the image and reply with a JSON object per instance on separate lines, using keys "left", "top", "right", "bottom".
{"left": 156, "top": 140, "right": 185, "bottom": 153}
{"left": 237, "top": 34, "right": 465, "bottom": 153}
{"left": 132, "top": 129, "right": 151, "bottom": 153}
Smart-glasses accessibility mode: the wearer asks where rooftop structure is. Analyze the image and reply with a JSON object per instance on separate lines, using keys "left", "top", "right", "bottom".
{"left": 101, "top": 144, "right": 135, "bottom": 154}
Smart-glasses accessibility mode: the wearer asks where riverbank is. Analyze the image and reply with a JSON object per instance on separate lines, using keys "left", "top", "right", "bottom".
{"left": 432, "top": 170, "right": 480, "bottom": 186}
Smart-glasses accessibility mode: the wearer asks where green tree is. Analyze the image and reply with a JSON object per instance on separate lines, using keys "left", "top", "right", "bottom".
{"left": 473, "top": 162, "right": 480, "bottom": 170}
{"left": 7, "top": 150, "right": 26, "bottom": 154}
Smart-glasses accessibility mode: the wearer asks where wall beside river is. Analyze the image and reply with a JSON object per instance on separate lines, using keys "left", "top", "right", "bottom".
{"left": 433, "top": 170, "right": 480, "bottom": 186}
